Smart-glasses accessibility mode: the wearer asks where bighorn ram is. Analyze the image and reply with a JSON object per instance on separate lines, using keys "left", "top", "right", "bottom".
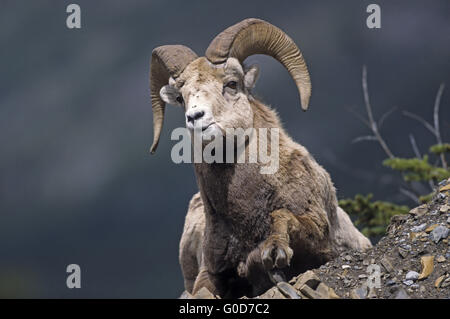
{"left": 150, "top": 18, "right": 371, "bottom": 298}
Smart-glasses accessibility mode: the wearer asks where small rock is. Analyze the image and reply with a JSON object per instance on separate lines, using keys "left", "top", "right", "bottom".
{"left": 179, "top": 291, "right": 193, "bottom": 299}
{"left": 315, "top": 283, "right": 340, "bottom": 299}
{"left": 299, "top": 284, "right": 322, "bottom": 299}
{"left": 394, "top": 287, "right": 410, "bottom": 299}
{"left": 435, "top": 275, "right": 445, "bottom": 288}
{"left": 403, "top": 280, "right": 414, "bottom": 286}
{"left": 258, "top": 286, "right": 286, "bottom": 299}
{"left": 344, "top": 255, "right": 352, "bottom": 261}
{"left": 386, "top": 279, "right": 396, "bottom": 286}
{"left": 350, "top": 284, "right": 368, "bottom": 299}
{"left": 438, "top": 179, "right": 448, "bottom": 186}
{"left": 193, "top": 287, "right": 216, "bottom": 299}
{"left": 440, "top": 205, "right": 450, "bottom": 213}
{"left": 341, "top": 265, "right": 351, "bottom": 270}
{"left": 441, "top": 277, "right": 450, "bottom": 288}
{"left": 277, "top": 282, "right": 301, "bottom": 299}
{"left": 419, "top": 285, "right": 426, "bottom": 293}
{"left": 405, "top": 271, "right": 419, "bottom": 281}
{"left": 358, "top": 274, "right": 368, "bottom": 279}
{"left": 425, "top": 224, "right": 439, "bottom": 233}
{"left": 409, "top": 205, "right": 427, "bottom": 217}
{"left": 418, "top": 255, "right": 434, "bottom": 280}
{"left": 429, "top": 226, "right": 449, "bottom": 243}
{"left": 447, "top": 217, "right": 450, "bottom": 224}
{"left": 436, "top": 255, "right": 446, "bottom": 263}
{"left": 402, "top": 245, "right": 411, "bottom": 250}
{"left": 398, "top": 248, "right": 408, "bottom": 258}
{"left": 411, "top": 223, "right": 427, "bottom": 232}
{"left": 367, "top": 287, "right": 377, "bottom": 299}
{"left": 410, "top": 232, "right": 423, "bottom": 241}
{"left": 381, "top": 257, "right": 395, "bottom": 273}
{"left": 293, "top": 270, "right": 320, "bottom": 290}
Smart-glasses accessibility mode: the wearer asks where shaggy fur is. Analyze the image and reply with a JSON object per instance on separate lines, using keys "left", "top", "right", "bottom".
{"left": 178, "top": 97, "right": 372, "bottom": 298}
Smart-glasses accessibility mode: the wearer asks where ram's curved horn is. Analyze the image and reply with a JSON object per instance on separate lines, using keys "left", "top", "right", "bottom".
{"left": 150, "top": 45, "right": 197, "bottom": 153}
{"left": 205, "top": 18, "right": 311, "bottom": 110}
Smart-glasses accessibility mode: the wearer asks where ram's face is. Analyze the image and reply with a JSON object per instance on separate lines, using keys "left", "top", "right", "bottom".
{"left": 160, "top": 57, "right": 259, "bottom": 139}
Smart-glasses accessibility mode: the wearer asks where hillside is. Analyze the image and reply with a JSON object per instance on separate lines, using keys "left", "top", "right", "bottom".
{"left": 184, "top": 179, "right": 450, "bottom": 299}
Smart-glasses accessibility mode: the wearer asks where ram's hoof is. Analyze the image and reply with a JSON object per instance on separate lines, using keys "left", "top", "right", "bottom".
{"left": 261, "top": 238, "right": 293, "bottom": 271}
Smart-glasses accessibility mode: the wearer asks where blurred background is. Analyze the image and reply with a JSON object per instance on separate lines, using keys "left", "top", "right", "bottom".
{"left": 0, "top": 0, "right": 448, "bottom": 298}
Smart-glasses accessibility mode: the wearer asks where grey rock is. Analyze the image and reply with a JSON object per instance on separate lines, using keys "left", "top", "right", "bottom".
{"left": 351, "top": 284, "right": 368, "bottom": 299}
{"left": 258, "top": 286, "right": 286, "bottom": 299}
{"left": 411, "top": 223, "right": 427, "bottom": 232}
{"left": 315, "top": 283, "right": 340, "bottom": 299}
{"left": 277, "top": 282, "right": 301, "bottom": 299}
{"left": 398, "top": 248, "right": 408, "bottom": 258}
{"left": 429, "top": 225, "right": 449, "bottom": 243}
{"left": 386, "top": 279, "right": 396, "bottom": 286}
{"left": 193, "top": 287, "right": 216, "bottom": 299}
{"left": 401, "top": 244, "right": 412, "bottom": 251}
{"left": 405, "top": 271, "right": 419, "bottom": 281}
{"left": 438, "top": 179, "right": 448, "bottom": 186}
{"left": 394, "top": 288, "right": 410, "bottom": 299}
{"left": 367, "top": 287, "right": 377, "bottom": 299}
{"left": 381, "top": 257, "right": 395, "bottom": 273}
{"left": 441, "top": 277, "right": 450, "bottom": 288}
{"left": 293, "top": 270, "right": 320, "bottom": 290}
{"left": 179, "top": 290, "right": 193, "bottom": 299}
{"left": 403, "top": 280, "right": 414, "bottom": 286}
{"left": 299, "top": 284, "right": 322, "bottom": 299}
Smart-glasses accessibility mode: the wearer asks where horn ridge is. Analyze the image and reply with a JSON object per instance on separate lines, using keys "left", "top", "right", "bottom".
{"left": 205, "top": 18, "right": 311, "bottom": 110}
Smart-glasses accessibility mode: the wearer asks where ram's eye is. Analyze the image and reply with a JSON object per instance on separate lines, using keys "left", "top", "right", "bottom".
{"left": 176, "top": 96, "right": 184, "bottom": 104}
{"left": 225, "top": 81, "right": 237, "bottom": 90}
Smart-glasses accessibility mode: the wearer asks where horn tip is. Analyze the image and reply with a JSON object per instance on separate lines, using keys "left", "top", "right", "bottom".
{"left": 150, "top": 144, "right": 158, "bottom": 154}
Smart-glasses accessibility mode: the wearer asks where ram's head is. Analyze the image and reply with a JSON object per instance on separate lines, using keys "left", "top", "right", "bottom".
{"left": 149, "top": 18, "right": 312, "bottom": 153}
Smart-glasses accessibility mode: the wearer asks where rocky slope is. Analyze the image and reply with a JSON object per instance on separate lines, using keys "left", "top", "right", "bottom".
{"left": 184, "top": 179, "right": 450, "bottom": 299}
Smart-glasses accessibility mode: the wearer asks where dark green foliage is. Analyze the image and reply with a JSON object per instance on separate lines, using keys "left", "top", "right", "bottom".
{"left": 429, "top": 143, "right": 450, "bottom": 155}
{"left": 383, "top": 156, "right": 450, "bottom": 183}
{"left": 339, "top": 194, "right": 409, "bottom": 240}
{"left": 418, "top": 192, "right": 433, "bottom": 204}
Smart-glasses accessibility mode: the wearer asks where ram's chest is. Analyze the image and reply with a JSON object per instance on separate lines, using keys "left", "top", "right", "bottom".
{"left": 196, "top": 163, "right": 275, "bottom": 271}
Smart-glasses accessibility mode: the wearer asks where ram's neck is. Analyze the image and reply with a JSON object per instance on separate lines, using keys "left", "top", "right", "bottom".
{"left": 193, "top": 98, "right": 293, "bottom": 214}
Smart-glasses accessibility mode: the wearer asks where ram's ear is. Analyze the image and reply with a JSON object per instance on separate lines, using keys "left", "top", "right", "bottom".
{"left": 244, "top": 64, "right": 259, "bottom": 89}
{"left": 160, "top": 84, "right": 182, "bottom": 105}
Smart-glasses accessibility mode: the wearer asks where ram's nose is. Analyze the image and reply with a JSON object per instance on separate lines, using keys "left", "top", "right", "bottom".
{"left": 186, "top": 109, "right": 205, "bottom": 124}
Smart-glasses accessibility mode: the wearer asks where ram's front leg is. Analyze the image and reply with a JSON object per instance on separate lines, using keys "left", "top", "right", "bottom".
{"left": 238, "top": 209, "right": 295, "bottom": 281}
{"left": 259, "top": 208, "right": 296, "bottom": 282}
